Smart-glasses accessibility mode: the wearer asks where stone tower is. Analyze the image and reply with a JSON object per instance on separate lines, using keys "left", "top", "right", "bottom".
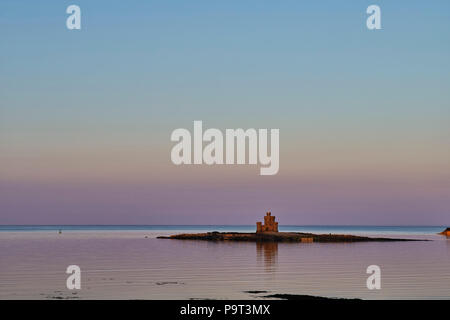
{"left": 256, "top": 211, "right": 279, "bottom": 233}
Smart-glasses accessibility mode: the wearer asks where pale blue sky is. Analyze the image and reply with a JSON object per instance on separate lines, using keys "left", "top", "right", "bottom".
{"left": 1, "top": 1, "right": 449, "bottom": 224}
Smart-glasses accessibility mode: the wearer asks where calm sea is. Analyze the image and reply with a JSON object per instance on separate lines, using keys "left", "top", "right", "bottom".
{"left": 0, "top": 225, "right": 449, "bottom": 300}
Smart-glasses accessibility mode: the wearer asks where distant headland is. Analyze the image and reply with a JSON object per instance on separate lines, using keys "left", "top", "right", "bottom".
{"left": 157, "top": 212, "right": 421, "bottom": 243}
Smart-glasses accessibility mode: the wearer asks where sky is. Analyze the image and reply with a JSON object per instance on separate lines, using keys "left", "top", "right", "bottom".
{"left": 1, "top": 0, "right": 449, "bottom": 225}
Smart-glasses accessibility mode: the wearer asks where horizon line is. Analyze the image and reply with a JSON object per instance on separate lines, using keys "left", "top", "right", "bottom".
{"left": 0, "top": 224, "right": 446, "bottom": 227}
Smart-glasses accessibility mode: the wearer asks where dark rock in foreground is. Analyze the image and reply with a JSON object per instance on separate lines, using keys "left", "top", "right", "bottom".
{"left": 263, "top": 294, "right": 360, "bottom": 300}
{"left": 157, "top": 231, "right": 421, "bottom": 243}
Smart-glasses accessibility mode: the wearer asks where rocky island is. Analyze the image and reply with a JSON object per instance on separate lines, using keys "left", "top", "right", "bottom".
{"left": 157, "top": 212, "right": 420, "bottom": 243}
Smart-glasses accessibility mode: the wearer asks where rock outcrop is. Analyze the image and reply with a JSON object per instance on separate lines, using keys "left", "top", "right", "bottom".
{"left": 157, "top": 232, "right": 420, "bottom": 243}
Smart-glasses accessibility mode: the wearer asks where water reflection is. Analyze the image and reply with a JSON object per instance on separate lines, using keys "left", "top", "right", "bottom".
{"left": 256, "top": 242, "right": 278, "bottom": 272}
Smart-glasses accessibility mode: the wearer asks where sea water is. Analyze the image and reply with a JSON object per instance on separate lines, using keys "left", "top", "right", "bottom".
{"left": 0, "top": 225, "right": 448, "bottom": 299}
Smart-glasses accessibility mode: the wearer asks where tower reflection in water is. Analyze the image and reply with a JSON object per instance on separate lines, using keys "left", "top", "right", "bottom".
{"left": 256, "top": 242, "right": 278, "bottom": 272}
